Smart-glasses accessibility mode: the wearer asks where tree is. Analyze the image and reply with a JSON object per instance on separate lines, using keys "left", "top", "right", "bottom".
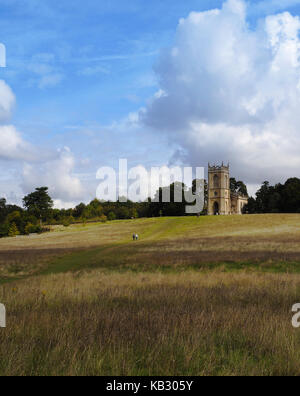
{"left": 100, "top": 215, "right": 107, "bottom": 223}
{"left": 23, "top": 187, "right": 53, "bottom": 221}
{"left": 244, "top": 197, "right": 257, "bottom": 214}
{"left": 281, "top": 178, "right": 300, "bottom": 213}
{"left": 89, "top": 199, "right": 103, "bottom": 218}
{"left": 0, "top": 198, "right": 6, "bottom": 222}
{"left": 236, "top": 181, "right": 248, "bottom": 196}
{"left": 0, "top": 223, "right": 9, "bottom": 238}
{"left": 24, "top": 223, "right": 36, "bottom": 235}
{"left": 255, "top": 181, "right": 271, "bottom": 213}
{"left": 8, "top": 223, "right": 19, "bottom": 237}
{"left": 230, "top": 178, "right": 248, "bottom": 196}
{"left": 62, "top": 217, "right": 72, "bottom": 227}
{"left": 6, "top": 211, "right": 22, "bottom": 230}
{"left": 117, "top": 207, "right": 130, "bottom": 219}
{"left": 73, "top": 203, "right": 86, "bottom": 218}
{"left": 130, "top": 208, "right": 139, "bottom": 219}
{"left": 107, "top": 211, "right": 116, "bottom": 221}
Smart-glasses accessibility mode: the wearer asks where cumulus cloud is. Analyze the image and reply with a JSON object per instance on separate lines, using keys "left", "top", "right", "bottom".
{"left": 0, "top": 125, "right": 39, "bottom": 161}
{"left": 0, "top": 81, "right": 42, "bottom": 162}
{"left": 141, "top": 0, "right": 300, "bottom": 185}
{"left": 21, "top": 148, "right": 85, "bottom": 205}
{"left": 0, "top": 77, "right": 83, "bottom": 206}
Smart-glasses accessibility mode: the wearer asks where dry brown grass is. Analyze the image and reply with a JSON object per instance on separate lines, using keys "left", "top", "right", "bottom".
{"left": 1, "top": 215, "right": 300, "bottom": 375}
{"left": 1, "top": 270, "right": 300, "bottom": 375}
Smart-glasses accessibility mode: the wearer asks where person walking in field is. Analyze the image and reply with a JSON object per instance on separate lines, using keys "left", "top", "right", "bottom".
{"left": 133, "top": 234, "right": 136, "bottom": 241}
{"left": 135, "top": 234, "right": 139, "bottom": 241}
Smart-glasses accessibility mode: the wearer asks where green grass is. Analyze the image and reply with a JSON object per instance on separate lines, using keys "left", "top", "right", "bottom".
{"left": 1, "top": 214, "right": 300, "bottom": 282}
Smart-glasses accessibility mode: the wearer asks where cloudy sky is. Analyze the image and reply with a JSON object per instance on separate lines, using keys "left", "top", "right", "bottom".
{"left": 1, "top": 0, "right": 300, "bottom": 207}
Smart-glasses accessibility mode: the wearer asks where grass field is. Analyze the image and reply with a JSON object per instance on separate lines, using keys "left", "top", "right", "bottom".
{"left": 1, "top": 214, "right": 300, "bottom": 375}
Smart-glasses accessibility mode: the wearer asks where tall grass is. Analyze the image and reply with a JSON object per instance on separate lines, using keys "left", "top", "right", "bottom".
{"left": 1, "top": 271, "right": 300, "bottom": 376}
{"left": 1, "top": 215, "right": 300, "bottom": 375}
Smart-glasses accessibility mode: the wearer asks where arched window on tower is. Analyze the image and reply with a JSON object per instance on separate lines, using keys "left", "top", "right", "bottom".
{"left": 214, "top": 174, "right": 220, "bottom": 188}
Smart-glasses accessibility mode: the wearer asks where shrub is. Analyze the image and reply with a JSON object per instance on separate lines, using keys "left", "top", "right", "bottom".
{"left": 62, "top": 218, "right": 72, "bottom": 227}
{"left": 24, "top": 223, "right": 36, "bottom": 235}
{"left": 100, "top": 215, "right": 108, "bottom": 223}
{"left": 107, "top": 212, "right": 116, "bottom": 221}
{"left": 24, "top": 223, "right": 44, "bottom": 235}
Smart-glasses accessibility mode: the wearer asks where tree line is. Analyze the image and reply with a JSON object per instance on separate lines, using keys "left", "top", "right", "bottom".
{"left": 0, "top": 182, "right": 207, "bottom": 237}
{"left": 1, "top": 176, "right": 298, "bottom": 238}
{"left": 245, "top": 178, "right": 300, "bottom": 214}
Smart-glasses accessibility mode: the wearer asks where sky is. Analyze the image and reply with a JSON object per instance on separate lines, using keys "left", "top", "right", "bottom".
{"left": 1, "top": 0, "right": 300, "bottom": 206}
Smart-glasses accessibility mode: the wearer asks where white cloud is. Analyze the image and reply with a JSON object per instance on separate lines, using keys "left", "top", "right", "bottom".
{"left": 0, "top": 82, "right": 42, "bottom": 162}
{"left": 141, "top": 0, "right": 300, "bottom": 185}
{"left": 0, "top": 125, "right": 39, "bottom": 161}
{"left": 0, "top": 77, "right": 86, "bottom": 206}
{"left": 21, "top": 148, "right": 85, "bottom": 204}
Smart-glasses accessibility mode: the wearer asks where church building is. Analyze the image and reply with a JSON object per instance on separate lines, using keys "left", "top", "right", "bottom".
{"left": 208, "top": 163, "right": 248, "bottom": 215}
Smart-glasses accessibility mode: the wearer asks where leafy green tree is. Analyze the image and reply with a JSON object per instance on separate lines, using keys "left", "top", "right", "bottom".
{"left": 23, "top": 187, "right": 53, "bottom": 220}
{"left": 89, "top": 199, "right": 103, "bottom": 218}
{"left": 0, "top": 198, "right": 6, "bottom": 222}
{"left": 6, "top": 211, "right": 22, "bottom": 231}
{"left": 8, "top": 222, "right": 19, "bottom": 237}
{"left": 130, "top": 208, "right": 139, "bottom": 219}
{"left": 24, "top": 223, "right": 36, "bottom": 235}
{"left": 0, "top": 223, "right": 9, "bottom": 238}
{"left": 108, "top": 211, "right": 117, "bottom": 221}
{"left": 244, "top": 197, "right": 257, "bottom": 214}
{"left": 230, "top": 178, "right": 248, "bottom": 196}
{"left": 236, "top": 181, "right": 248, "bottom": 196}
{"left": 62, "top": 217, "right": 72, "bottom": 227}
{"left": 73, "top": 203, "right": 86, "bottom": 218}
{"left": 282, "top": 178, "right": 300, "bottom": 213}
{"left": 255, "top": 181, "right": 271, "bottom": 213}
{"left": 117, "top": 207, "right": 130, "bottom": 219}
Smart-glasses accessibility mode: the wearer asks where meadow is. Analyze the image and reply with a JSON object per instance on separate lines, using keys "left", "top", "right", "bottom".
{"left": 1, "top": 214, "right": 300, "bottom": 375}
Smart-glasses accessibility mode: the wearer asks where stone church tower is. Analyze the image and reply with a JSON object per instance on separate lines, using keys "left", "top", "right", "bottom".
{"left": 208, "top": 163, "right": 231, "bottom": 215}
{"left": 208, "top": 163, "right": 248, "bottom": 215}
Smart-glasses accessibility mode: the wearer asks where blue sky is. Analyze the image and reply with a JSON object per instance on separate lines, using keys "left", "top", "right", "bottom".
{"left": 1, "top": 0, "right": 300, "bottom": 206}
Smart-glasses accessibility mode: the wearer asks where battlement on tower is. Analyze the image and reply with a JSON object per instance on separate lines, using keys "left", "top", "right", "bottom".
{"left": 208, "top": 163, "right": 230, "bottom": 172}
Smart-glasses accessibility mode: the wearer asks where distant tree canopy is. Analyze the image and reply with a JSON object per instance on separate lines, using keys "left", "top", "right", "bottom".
{"left": 244, "top": 178, "right": 300, "bottom": 214}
